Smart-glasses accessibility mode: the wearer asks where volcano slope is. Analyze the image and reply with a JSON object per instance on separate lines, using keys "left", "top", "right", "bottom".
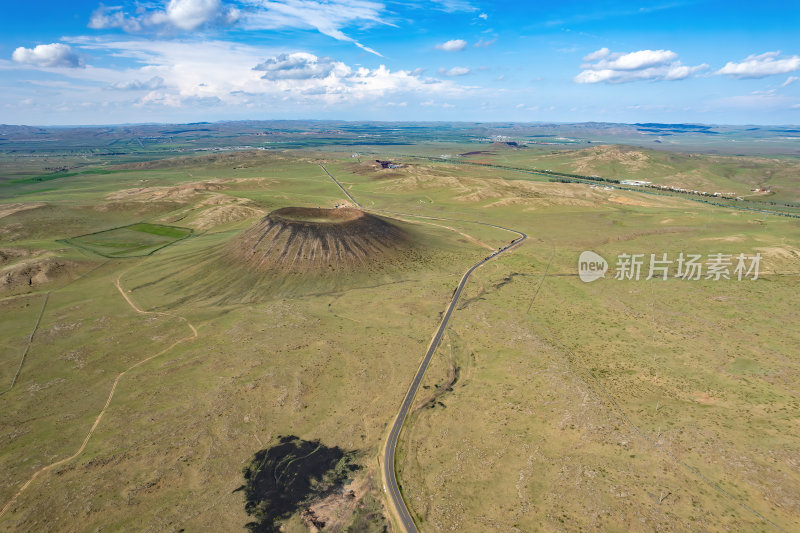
{"left": 117, "top": 205, "right": 442, "bottom": 309}
{"left": 231, "top": 207, "right": 410, "bottom": 272}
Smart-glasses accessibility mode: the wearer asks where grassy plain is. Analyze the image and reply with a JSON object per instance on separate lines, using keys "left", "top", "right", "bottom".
{"left": 0, "top": 138, "right": 798, "bottom": 531}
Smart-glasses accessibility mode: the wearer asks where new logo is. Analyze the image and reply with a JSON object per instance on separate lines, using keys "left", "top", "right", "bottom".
{"left": 578, "top": 251, "right": 608, "bottom": 283}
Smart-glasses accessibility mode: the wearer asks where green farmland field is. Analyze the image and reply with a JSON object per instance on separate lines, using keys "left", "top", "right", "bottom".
{"left": 63, "top": 223, "right": 192, "bottom": 258}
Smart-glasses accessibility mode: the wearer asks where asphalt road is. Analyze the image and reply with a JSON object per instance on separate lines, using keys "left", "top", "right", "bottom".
{"left": 380, "top": 227, "right": 525, "bottom": 533}
{"left": 320, "top": 164, "right": 785, "bottom": 532}
{"left": 319, "top": 164, "right": 527, "bottom": 532}
{"left": 319, "top": 164, "right": 361, "bottom": 207}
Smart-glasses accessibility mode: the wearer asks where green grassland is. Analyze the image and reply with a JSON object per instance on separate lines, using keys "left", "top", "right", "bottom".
{"left": 396, "top": 206, "right": 800, "bottom": 531}
{"left": 0, "top": 142, "right": 798, "bottom": 531}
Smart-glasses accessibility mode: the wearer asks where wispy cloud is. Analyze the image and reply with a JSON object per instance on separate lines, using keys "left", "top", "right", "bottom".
{"left": 438, "top": 66, "right": 470, "bottom": 76}
{"left": 239, "top": 0, "right": 391, "bottom": 56}
{"left": 545, "top": 1, "right": 691, "bottom": 27}
{"left": 575, "top": 48, "right": 707, "bottom": 84}
{"left": 716, "top": 52, "right": 800, "bottom": 79}
{"left": 88, "top": 0, "right": 387, "bottom": 56}
{"left": 430, "top": 0, "right": 477, "bottom": 13}
{"left": 109, "top": 76, "right": 167, "bottom": 90}
{"left": 715, "top": 91, "right": 796, "bottom": 110}
{"left": 781, "top": 76, "right": 799, "bottom": 88}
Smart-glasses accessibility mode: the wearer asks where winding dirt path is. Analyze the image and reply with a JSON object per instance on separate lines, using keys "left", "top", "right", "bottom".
{"left": 0, "top": 271, "right": 197, "bottom": 520}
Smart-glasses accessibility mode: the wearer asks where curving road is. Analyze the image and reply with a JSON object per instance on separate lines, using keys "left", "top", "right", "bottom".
{"left": 319, "top": 164, "right": 526, "bottom": 532}
{"left": 380, "top": 231, "right": 525, "bottom": 532}
{"left": 320, "top": 164, "right": 785, "bottom": 532}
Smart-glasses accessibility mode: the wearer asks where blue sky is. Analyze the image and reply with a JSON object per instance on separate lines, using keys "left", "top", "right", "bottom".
{"left": 1, "top": 0, "right": 799, "bottom": 125}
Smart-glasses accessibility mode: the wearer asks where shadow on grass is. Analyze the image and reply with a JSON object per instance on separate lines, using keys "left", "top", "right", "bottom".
{"left": 234, "top": 435, "right": 361, "bottom": 532}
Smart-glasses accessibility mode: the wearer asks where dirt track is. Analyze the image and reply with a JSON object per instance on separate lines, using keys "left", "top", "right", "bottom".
{"left": 0, "top": 270, "right": 198, "bottom": 520}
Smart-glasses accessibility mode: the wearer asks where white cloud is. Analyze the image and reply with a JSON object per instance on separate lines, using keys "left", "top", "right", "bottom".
{"left": 478, "top": 12, "right": 488, "bottom": 20}
{"left": 12, "top": 43, "right": 83, "bottom": 68}
{"left": 582, "top": 47, "right": 609, "bottom": 62}
{"left": 575, "top": 48, "right": 707, "bottom": 84}
{"left": 781, "top": 76, "right": 799, "bottom": 87}
{"left": 162, "top": 0, "right": 239, "bottom": 30}
{"left": 109, "top": 76, "right": 167, "bottom": 90}
{"left": 587, "top": 49, "right": 677, "bottom": 71}
{"left": 435, "top": 39, "right": 468, "bottom": 52}
{"left": 89, "top": 0, "right": 383, "bottom": 55}
{"left": 89, "top": 5, "right": 143, "bottom": 32}
{"left": 438, "top": 66, "right": 470, "bottom": 76}
{"left": 474, "top": 38, "right": 495, "bottom": 48}
{"left": 419, "top": 100, "right": 455, "bottom": 108}
{"left": 716, "top": 52, "right": 800, "bottom": 79}
{"left": 431, "top": 0, "right": 477, "bottom": 12}
{"left": 253, "top": 53, "right": 345, "bottom": 80}
{"left": 238, "top": 0, "right": 388, "bottom": 56}
{"left": 53, "top": 38, "right": 465, "bottom": 109}
{"left": 89, "top": 0, "right": 238, "bottom": 32}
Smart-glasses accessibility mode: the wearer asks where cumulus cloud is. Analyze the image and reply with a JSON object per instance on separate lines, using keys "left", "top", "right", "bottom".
{"left": 12, "top": 43, "right": 84, "bottom": 68}
{"left": 590, "top": 49, "right": 677, "bottom": 70}
{"left": 109, "top": 76, "right": 167, "bottom": 90}
{"left": 251, "top": 52, "right": 464, "bottom": 103}
{"left": 90, "top": 0, "right": 239, "bottom": 32}
{"left": 81, "top": 38, "right": 464, "bottom": 107}
{"left": 253, "top": 53, "right": 346, "bottom": 80}
{"left": 575, "top": 48, "right": 707, "bottom": 84}
{"left": 438, "top": 66, "right": 470, "bottom": 76}
{"left": 716, "top": 52, "right": 800, "bottom": 79}
{"left": 19, "top": 36, "right": 467, "bottom": 115}
{"left": 89, "top": 5, "right": 143, "bottom": 32}
{"left": 435, "top": 39, "right": 468, "bottom": 52}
